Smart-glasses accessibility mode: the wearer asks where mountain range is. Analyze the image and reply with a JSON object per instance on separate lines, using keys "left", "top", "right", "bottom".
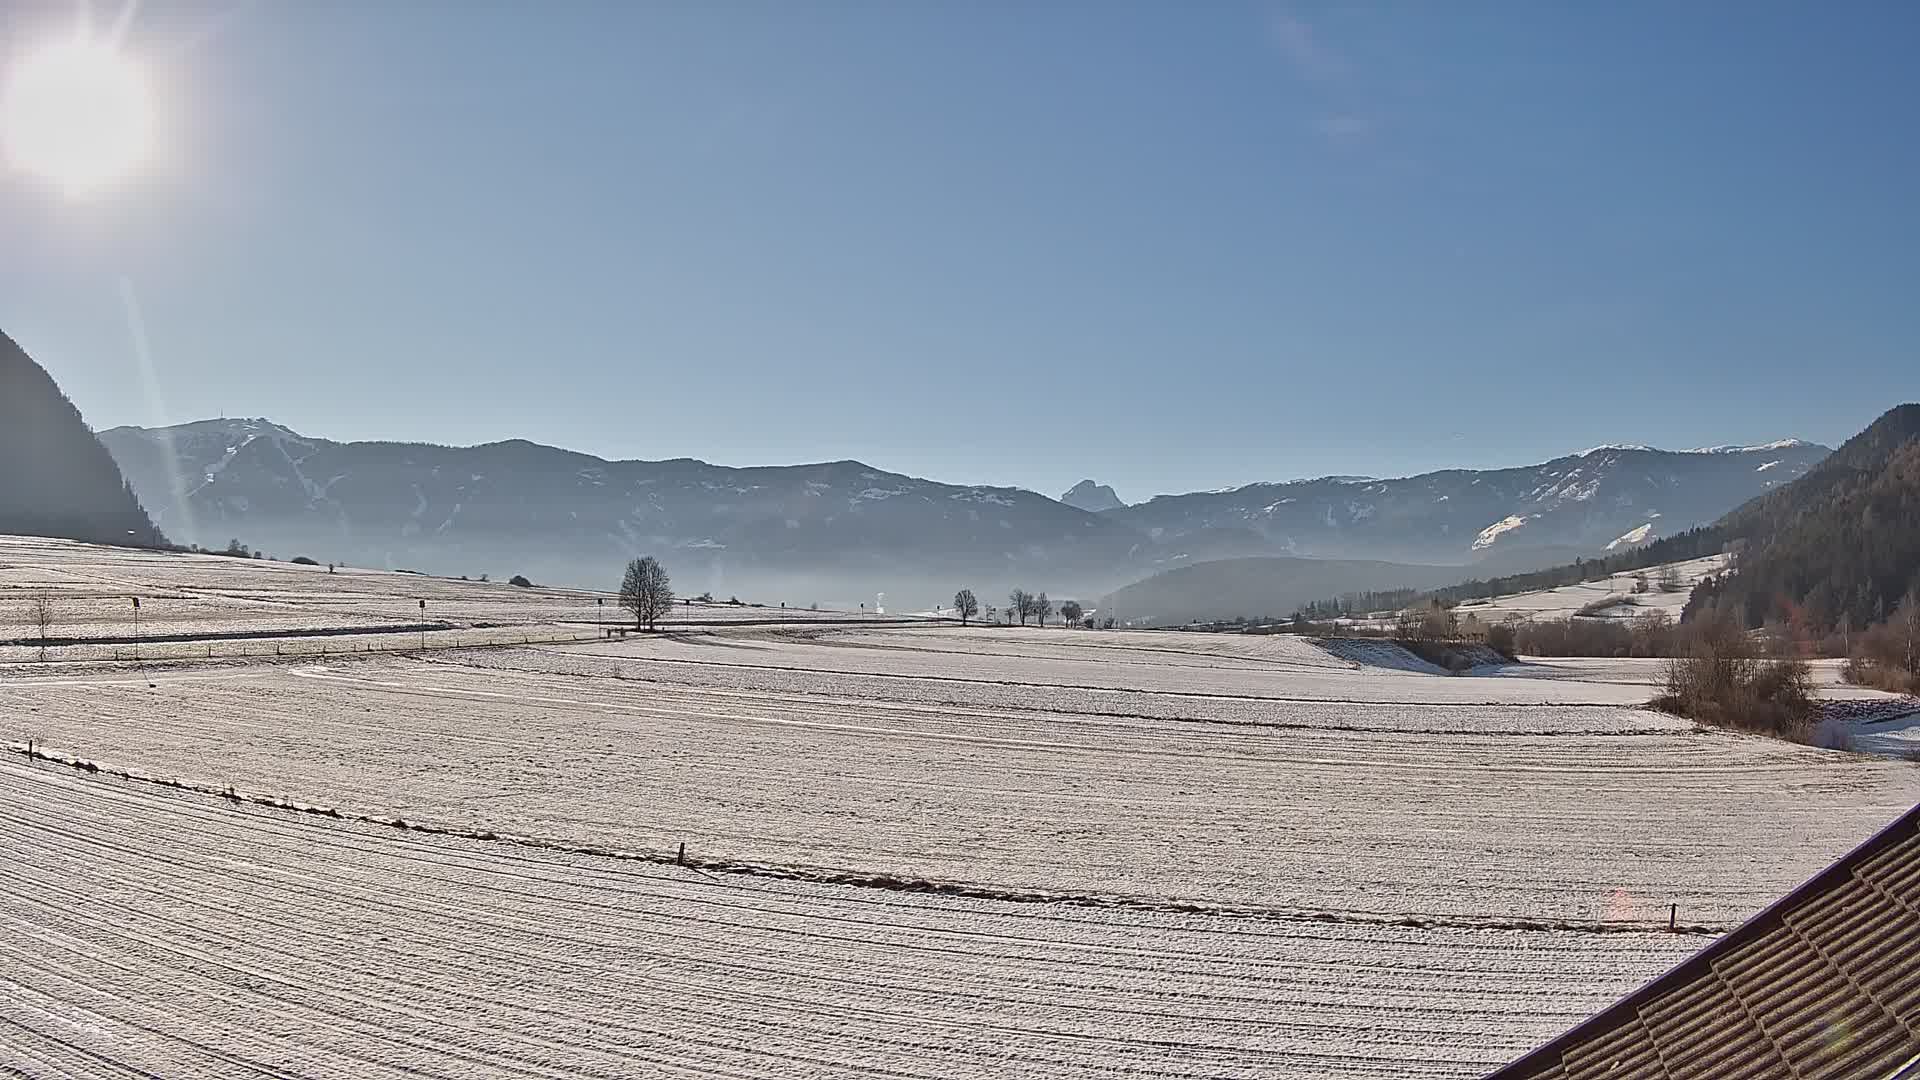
{"left": 97, "top": 415, "right": 1829, "bottom": 607}
{"left": 1420, "top": 403, "right": 1920, "bottom": 641}
{"left": 98, "top": 419, "right": 1146, "bottom": 606}
{"left": 1100, "top": 441, "right": 1827, "bottom": 566}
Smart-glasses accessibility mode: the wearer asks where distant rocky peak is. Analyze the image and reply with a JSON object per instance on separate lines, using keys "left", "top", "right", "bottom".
{"left": 1061, "top": 479, "right": 1124, "bottom": 513}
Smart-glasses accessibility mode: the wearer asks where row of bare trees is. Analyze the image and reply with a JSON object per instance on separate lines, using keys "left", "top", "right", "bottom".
{"left": 949, "top": 588, "right": 1085, "bottom": 627}
{"left": 1006, "top": 589, "right": 1051, "bottom": 626}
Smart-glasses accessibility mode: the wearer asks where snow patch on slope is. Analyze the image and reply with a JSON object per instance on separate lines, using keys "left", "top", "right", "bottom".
{"left": 1606, "top": 523, "right": 1655, "bottom": 550}
{"left": 1472, "top": 515, "right": 1530, "bottom": 551}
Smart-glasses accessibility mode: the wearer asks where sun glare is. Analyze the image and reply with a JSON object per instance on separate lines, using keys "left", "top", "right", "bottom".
{"left": 2, "top": 36, "right": 155, "bottom": 196}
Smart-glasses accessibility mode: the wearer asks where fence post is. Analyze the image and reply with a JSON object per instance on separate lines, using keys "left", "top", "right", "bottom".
{"left": 677, "top": 842, "right": 685, "bottom": 866}
{"left": 1669, "top": 903, "right": 1677, "bottom": 931}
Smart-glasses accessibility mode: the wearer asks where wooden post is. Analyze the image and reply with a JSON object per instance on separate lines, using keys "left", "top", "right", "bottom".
{"left": 1669, "top": 903, "right": 1677, "bottom": 931}
{"left": 677, "top": 842, "right": 685, "bottom": 866}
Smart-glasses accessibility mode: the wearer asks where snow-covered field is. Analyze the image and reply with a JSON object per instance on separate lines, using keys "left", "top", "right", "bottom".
{"left": 0, "top": 757, "right": 1698, "bottom": 1079}
{"left": 0, "top": 535, "right": 907, "bottom": 662}
{"left": 1450, "top": 553, "right": 1730, "bottom": 624}
{"left": 3, "top": 541, "right": 1918, "bottom": 1078}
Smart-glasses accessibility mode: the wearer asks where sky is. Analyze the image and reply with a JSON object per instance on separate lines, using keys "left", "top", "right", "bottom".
{"left": 2, "top": 1, "right": 1916, "bottom": 503}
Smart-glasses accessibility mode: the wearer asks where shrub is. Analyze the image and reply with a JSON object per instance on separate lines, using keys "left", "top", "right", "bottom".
{"left": 1395, "top": 602, "right": 1455, "bottom": 642}
{"left": 1652, "top": 612, "right": 1818, "bottom": 739}
{"left": 1485, "top": 622, "right": 1518, "bottom": 661}
{"left": 290, "top": 555, "right": 319, "bottom": 566}
{"left": 1842, "top": 656, "right": 1920, "bottom": 694}
{"left": 1402, "top": 639, "right": 1473, "bottom": 673}
{"left": 1514, "top": 618, "right": 1634, "bottom": 657}
{"left": 509, "top": 575, "right": 533, "bottom": 588}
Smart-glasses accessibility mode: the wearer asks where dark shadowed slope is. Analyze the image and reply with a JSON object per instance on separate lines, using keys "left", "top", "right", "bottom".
{"left": 1684, "top": 403, "right": 1920, "bottom": 631}
{"left": 0, "top": 330, "right": 163, "bottom": 548}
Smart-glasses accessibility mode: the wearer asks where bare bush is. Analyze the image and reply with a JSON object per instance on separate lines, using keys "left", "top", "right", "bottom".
{"left": 1843, "top": 590, "right": 1920, "bottom": 692}
{"left": 1513, "top": 618, "right": 1631, "bottom": 658}
{"left": 1396, "top": 602, "right": 1455, "bottom": 642}
{"left": 1652, "top": 611, "right": 1817, "bottom": 739}
{"left": 1842, "top": 654, "right": 1920, "bottom": 694}
{"left": 1484, "top": 621, "right": 1518, "bottom": 661}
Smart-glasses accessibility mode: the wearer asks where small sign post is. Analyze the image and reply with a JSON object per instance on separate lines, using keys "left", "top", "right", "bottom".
{"left": 132, "top": 596, "right": 140, "bottom": 664}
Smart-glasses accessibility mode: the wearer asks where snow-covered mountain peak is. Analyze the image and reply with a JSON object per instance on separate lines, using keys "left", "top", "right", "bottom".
{"left": 1684, "top": 438, "right": 1813, "bottom": 454}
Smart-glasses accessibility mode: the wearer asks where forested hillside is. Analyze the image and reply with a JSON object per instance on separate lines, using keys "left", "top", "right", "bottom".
{"left": 1685, "top": 404, "right": 1920, "bottom": 634}
{"left": 0, "top": 330, "right": 165, "bottom": 548}
{"left": 1428, "top": 404, "right": 1920, "bottom": 640}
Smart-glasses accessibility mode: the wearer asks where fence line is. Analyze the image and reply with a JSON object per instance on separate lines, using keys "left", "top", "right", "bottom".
{"left": 33, "top": 628, "right": 615, "bottom": 665}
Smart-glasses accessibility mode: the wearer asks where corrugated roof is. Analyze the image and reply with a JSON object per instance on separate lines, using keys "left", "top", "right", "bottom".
{"left": 1486, "top": 804, "right": 1920, "bottom": 1080}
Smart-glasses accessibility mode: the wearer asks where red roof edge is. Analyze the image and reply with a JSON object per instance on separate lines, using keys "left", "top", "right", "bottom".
{"left": 1483, "top": 802, "right": 1920, "bottom": 1079}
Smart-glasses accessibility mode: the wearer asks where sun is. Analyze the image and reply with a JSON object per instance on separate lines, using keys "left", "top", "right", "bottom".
{"left": 2, "top": 36, "right": 155, "bottom": 196}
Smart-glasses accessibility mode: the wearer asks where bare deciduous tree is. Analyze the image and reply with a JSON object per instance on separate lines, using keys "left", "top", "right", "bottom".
{"left": 29, "top": 597, "right": 53, "bottom": 661}
{"left": 952, "top": 589, "right": 979, "bottom": 625}
{"left": 619, "top": 556, "right": 674, "bottom": 631}
{"left": 1008, "top": 589, "right": 1031, "bottom": 626}
{"left": 1033, "top": 592, "right": 1053, "bottom": 627}
{"left": 1656, "top": 564, "right": 1684, "bottom": 593}
{"left": 1899, "top": 588, "right": 1920, "bottom": 675}
{"left": 1060, "top": 600, "right": 1083, "bottom": 626}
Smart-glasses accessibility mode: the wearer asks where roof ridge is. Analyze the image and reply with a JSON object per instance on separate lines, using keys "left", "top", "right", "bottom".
{"left": 1484, "top": 803, "right": 1920, "bottom": 1079}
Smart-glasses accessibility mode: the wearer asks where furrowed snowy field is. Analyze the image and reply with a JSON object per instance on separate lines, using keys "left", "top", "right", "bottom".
{"left": 0, "top": 535, "right": 904, "bottom": 661}
{"left": 4, "top": 539, "right": 1919, "bottom": 1077}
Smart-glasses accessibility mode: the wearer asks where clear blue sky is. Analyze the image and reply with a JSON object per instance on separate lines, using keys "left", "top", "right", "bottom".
{"left": 3, "top": 0, "right": 1915, "bottom": 502}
